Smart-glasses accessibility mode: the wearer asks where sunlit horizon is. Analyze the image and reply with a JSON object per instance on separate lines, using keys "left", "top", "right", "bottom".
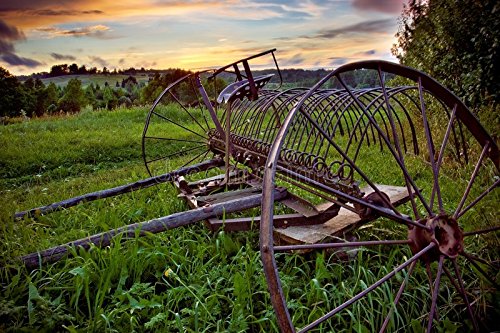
{"left": 0, "top": 1, "right": 406, "bottom": 76}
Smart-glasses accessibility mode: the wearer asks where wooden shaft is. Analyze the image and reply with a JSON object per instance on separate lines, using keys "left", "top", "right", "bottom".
{"left": 15, "top": 158, "right": 223, "bottom": 219}
{"left": 20, "top": 187, "right": 287, "bottom": 270}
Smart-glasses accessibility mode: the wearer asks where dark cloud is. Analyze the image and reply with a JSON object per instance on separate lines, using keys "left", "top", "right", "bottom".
{"left": 284, "top": 53, "right": 305, "bottom": 66}
{"left": 36, "top": 25, "right": 115, "bottom": 39}
{"left": 352, "top": 0, "right": 404, "bottom": 14}
{"left": 310, "top": 19, "right": 394, "bottom": 39}
{"left": 89, "top": 55, "right": 108, "bottom": 67}
{"left": 1, "top": 53, "right": 41, "bottom": 67}
{"left": 50, "top": 52, "right": 76, "bottom": 60}
{"left": 118, "top": 58, "right": 125, "bottom": 65}
{"left": 0, "top": 8, "right": 103, "bottom": 16}
{"left": 0, "top": 19, "right": 25, "bottom": 40}
{"left": 328, "top": 57, "right": 349, "bottom": 66}
{"left": 0, "top": 19, "right": 41, "bottom": 67}
{"left": 353, "top": 49, "right": 376, "bottom": 57}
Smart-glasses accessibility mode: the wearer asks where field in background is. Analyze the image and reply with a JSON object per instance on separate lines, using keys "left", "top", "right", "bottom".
{"left": 40, "top": 74, "right": 151, "bottom": 88}
{"left": 0, "top": 107, "right": 498, "bottom": 332}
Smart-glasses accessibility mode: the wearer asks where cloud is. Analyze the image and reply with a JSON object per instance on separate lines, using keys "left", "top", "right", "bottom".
{"left": 328, "top": 57, "right": 349, "bottom": 66}
{"left": 1, "top": 52, "right": 41, "bottom": 67}
{"left": 5, "top": 9, "right": 104, "bottom": 16}
{"left": 0, "top": 19, "right": 41, "bottom": 67}
{"left": 353, "top": 49, "right": 376, "bottom": 57}
{"left": 50, "top": 52, "right": 76, "bottom": 60}
{"left": 118, "top": 58, "right": 125, "bottom": 65}
{"left": 284, "top": 53, "right": 305, "bottom": 66}
{"left": 89, "top": 55, "right": 108, "bottom": 67}
{"left": 352, "top": 0, "right": 404, "bottom": 14}
{"left": 36, "top": 24, "right": 114, "bottom": 39}
{"left": 309, "top": 19, "right": 394, "bottom": 39}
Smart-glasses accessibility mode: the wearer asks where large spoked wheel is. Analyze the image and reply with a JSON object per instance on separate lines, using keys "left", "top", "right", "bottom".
{"left": 261, "top": 61, "right": 499, "bottom": 332}
{"left": 142, "top": 71, "right": 223, "bottom": 177}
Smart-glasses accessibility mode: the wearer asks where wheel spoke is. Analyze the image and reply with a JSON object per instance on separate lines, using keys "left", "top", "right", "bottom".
{"left": 461, "top": 251, "right": 500, "bottom": 289}
{"left": 297, "top": 243, "right": 435, "bottom": 333}
{"left": 146, "top": 145, "right": 206, "bottom": 164}
{"left": 453, "top": 142, "right": 490, "bottom": 218}
{"left": 452, "top": 259, "right": 479, "bottom": 332}
{"left": 152, "top": 111, "right": 206, "bottom": 140}
{"left": 427, "top": 255, "right": 444, "bottom": 333}
{"left": 457, "top": 178, "right": 499, "bottom": 218}
{"left": 379, "top": 260, "right": 417, "bottom": 333}
{"left": 168, "top": 90, "right": 209, "bottom": 134}
{"left": 417, "top": 77, "right": 442, "bottom": 214}
{"left": 180, "top": 149, "right": 210, "bottom": 169}
{"left": 144, "top": 136, "right": 205, "bottom": 144}
{"left": 464, "top": 225, "right": 500, "bottom": 237}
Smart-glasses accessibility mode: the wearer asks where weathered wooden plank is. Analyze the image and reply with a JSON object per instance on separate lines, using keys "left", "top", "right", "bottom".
{"left": 20, "top": 187, "right": 287, "bottom": 270}
{"left": 15, "top": 158, "right": 223, "bottom": 219}
{"left": 274, "top": 184, "right": 410, "bottom": 245}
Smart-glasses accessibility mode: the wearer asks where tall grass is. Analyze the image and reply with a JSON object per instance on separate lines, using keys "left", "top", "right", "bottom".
{"left": 0, "top": 106, "right": 498, "bottom": 332}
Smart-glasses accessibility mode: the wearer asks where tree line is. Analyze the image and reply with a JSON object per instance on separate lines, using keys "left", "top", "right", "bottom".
{"left": 0, "top": 67, "right": 195, "bottom": 118}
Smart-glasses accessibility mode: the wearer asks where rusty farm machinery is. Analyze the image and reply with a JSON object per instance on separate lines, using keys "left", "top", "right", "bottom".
{"left": 15, "top": 49, "right": 499, "bottom": 332}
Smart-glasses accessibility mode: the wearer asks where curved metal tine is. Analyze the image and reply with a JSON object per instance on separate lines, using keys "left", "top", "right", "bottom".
{"left": 188, "top": 76, "right": 212, "bottom": 131}
{"left": 457, "top": 178, "right": 499, "bottom": 219}
{"left": 167, "top": 90, "right": 208, "bottom": 134}
{"left": 430, "top": 104, "right": 457, "bottom": 211}
{"left": 417, "top": 77, "right": 442, "bottom": 214}
{"left": 146, "top": 145, "right": 206, "bottom": 164}
{"left": 336, "top": 74, "right": 433, "bottom": 217}
{"left": 379, "top": 69, "right": 422, "bottom": 220}
{"left": 427, "top": 255, "right": 445, "bottom": 333}
{"left": 379, "top": 260, "right": 417, "bottom": 333}
{"left": 453, "top": 142, "right": 491, "bottom": 219}
{"left": 297, "top": 243, "right": 435, "bottom": 333}
{"left": 144, "top": 136, "right": 205, "bottom": 144}
{"left": 461, "top": 251, "right": 500, "bottom": 289}
{"left": 451, "top": 259, "right": 480, "bottom": 332}
{"left": 460, "top": 251, "right": 499, "bottom": 269}
{"left": 274, "top": 239, "right": 411, "bottom": 252}
{"left": 151, "top": 111, "right": 207, "bottom": 140}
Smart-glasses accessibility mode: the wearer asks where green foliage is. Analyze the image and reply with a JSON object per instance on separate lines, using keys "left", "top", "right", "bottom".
{"left": 58, "top": 78, "right": 87, "bottom": 113}
{"left": 393, "top": 0, "right": 500, "bottom": 106}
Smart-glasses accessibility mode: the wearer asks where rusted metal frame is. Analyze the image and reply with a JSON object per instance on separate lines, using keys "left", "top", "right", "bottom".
{"left": 417, "top": 77, "right": 442, "bottom": 215}
{"left": 275, "top": 172, "right": 360, "bottom": 213}
{"left": 274, "top": 239, "right": 411, "bottom": 252}
{"left": 379, "top": 260, "right": 417, "bottom": 333}
{"left": 298, "top": 243, "right": 436, "bottom": 332}
{"left": 242, "top": 60, "right": 258, "bottom": 100}
{"left": 146, "top": 144, "right": 206, "bottom": 165}
{"left": 208, "top": 204, "right": 340, "bottom": 232}
{"left": 429, "top": 104, "right": 457, "bottom": 211}
{"left": 15, "top": 158, "right": 224, "bottom": 219}
{"left": 426, "top": 255, "right": 445, "bottom": 333}
{"left": 188, "top": 75, "right": 213, "bottom": 131}
{"left": 275, "top": 165, "right": 424, "bottom": 229}
{"left": 209, "top": 48, "right": 278, "bottom": 79}
{"left": 167, "top": 89, "right": 208, "bottom": 134}
{"left": 194, "top": 74, "right": 227, "bottom": 142}
{"left": 336, "top": 74, "right": 433, "bottom": 217}
{"left": 453, "top": 142, "right": 491, "bottom": 219}
{"left": 378, "top": 68, "right": 424, "bottom": 220}
{"left": 451, "top": 259, "right": 480, "bottom": 332}
{"left": 336, "top": 61, "right": 500, "bottom": 167}
{"left": 256, "top": 94, "right": 292, "bottom": 145}
{"left": 294, "top": 91, "right": 403, "bottom": 217}
{"left": 21, "top": 187, "right": 287, "bottom": 270}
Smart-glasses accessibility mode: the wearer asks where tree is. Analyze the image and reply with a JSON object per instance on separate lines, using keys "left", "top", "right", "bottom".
{"left": 50, "top": 64, "right": 69, "bottom": 77}
{"left": 0, "top": 67, "right": 22, "bottom": 117}
{"left": 392, "top": 0, "right": 500, "bottom": 106}
{"left": 59, "top": 78, "right": 87, "bottom": 112}
{"left": 69, "top": 63, "right": 78, "bottom": 75}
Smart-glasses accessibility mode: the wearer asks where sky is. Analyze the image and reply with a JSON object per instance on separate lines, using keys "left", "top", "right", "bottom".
{"left": 0, "top": 0, "right": 406, "bottom": 75}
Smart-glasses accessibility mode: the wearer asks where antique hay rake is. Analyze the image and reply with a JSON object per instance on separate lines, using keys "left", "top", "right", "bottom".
{"left": 15, "top": 49, "right": 499, "bottom": 332}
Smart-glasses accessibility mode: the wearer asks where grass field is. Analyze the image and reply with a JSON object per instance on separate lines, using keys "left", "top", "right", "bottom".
{"left": 0, "top": 106, "right": 498, "bottom": 332}
{"left": 40, "top": 74, "right": 150, "bottom": 88}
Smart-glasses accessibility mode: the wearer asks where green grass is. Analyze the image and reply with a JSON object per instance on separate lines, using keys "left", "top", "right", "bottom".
{"left": 0, "top": 106, "right": 498, "bottom": 332}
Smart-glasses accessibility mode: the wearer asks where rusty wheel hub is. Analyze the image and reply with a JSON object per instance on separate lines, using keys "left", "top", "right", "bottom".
{"left": 410, "top": 214, "right": 464, "bottom": 261}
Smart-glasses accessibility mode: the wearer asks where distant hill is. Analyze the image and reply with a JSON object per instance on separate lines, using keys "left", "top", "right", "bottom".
{"left": 38, "top": 74, "right": 150, "bottom": 88}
